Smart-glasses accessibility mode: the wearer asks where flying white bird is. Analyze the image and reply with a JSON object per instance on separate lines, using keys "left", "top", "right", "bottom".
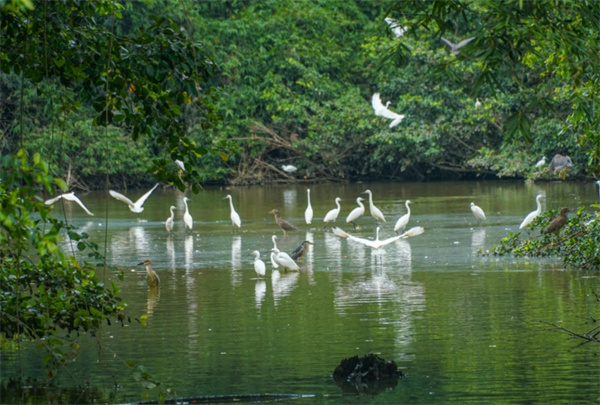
{"left": 332, "top": 226, "right": 424, "bottom": 249}
{"left": 109, "top": 183, "right": 158, "bottom": 213}
{"left": 323, "top": 197, "right": 342, "bottom": 227}
{"left": 394, "top": 200, "right": 412, "bottom": 233}
{"left": 165, "top": 205, "right": 176, "bottom": 232}
{"left": 305, "top": 189, "right": 313, "bottom": 225}
{"left": 182, "top": 197, "right": 193, "bottom": 230}
{"left": 346, "top": 197, "right": 365, "bottom": 229}
{"left": 281, "top": 165, "right": 297, "bottom": 173}
{"left": 534, "top": 156, "right": 547, "bottom": 168}
{"left": 223, "top": 194, "right": 241, "bottom": 228}
{"left": 470, "top": 202, "right": 486, "bottom": 225}
{"left": 362, "top": 189, "right": 386, "bottom": 223}
{"left": 250, "top": 250, "right": 266, "bottom": 277}
{"left": 175, "top": 159, "right": 186, "bottom": 171}
{"left": 519, "top": 194, "right": 544, "bottom": 229}
{"left": 271, "top": 248, "right": 299, "bottom": 271}
{"left": 384, "top": 17, "right": 407, "bottom": 38}
{"left": 371, "top": 93, "right": 405, "bottom": 128}
{"left": 44, "top": 192, "right": 94, "bottom": 216}
{"left": 441, "top": 36, "right": 476, "bottom": 55}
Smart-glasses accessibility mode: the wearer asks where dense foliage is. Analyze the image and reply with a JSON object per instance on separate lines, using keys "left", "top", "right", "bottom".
{"left": 489, "top": 207, "right": 600, "bottom": 270}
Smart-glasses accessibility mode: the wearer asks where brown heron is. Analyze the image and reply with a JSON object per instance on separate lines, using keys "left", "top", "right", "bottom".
{"left": 549, "top": 154, "right": 573, "bottom": 173}
{"left": 290, "top": 240, "right": 313, "bottom": 261}
{"left": 269, "top": 209, "right": 298, "bottom": 236}
{"left": 138, "top": 259, "right": 160, "bottom": 287}
{"left": 543, "top": 207, "right": 570, "bottom": 234}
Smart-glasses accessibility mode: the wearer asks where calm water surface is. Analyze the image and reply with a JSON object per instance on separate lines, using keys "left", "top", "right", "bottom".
{"left": 2, "top": 181, "right": 599, "bottom": 404}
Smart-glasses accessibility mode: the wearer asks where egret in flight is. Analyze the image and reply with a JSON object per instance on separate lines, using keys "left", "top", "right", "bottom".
{"left": 109, "top": 183, "right": 158, "bottom": 213}
{"left": 362, "top": 189, "right": 386, "bottom": 223}
{"left": 441, "top": 36, "right": 475, "bottom": 55}
{"left": 470, "top": 202, "right": 486, "bottom": 225}
{"left": 183, "top": 197, "right": 193, "bottom": 230}
{"left": 282, "top": 165, "right": 297, "bottom": 174}
{"left": 138, "top": 259, "right": 160, "bottom": 287}
{"left": 332, "top": 226, "right": 424, "bottom": 250}
{"left": 346, "top": 197, "right": 365, "bottom": 229}
{"left": 305, "top": 189, "right": 313, "bottom": 225}
{"left": 519, "top": 194, "right": 544, "bottom": 229}
{"left": 250, "top": 250, "right": 266, "bottom": 277}
{"left": 290, "top": 240, "right": 313, "bottom": 261}
{"left": 323, "top": 197, "right": 342, "bottom": 228}
{"left": 384, "top": 17, "right": 407, "bottom": 38}
{"left": 269, "top": 209, "right": 298, "bottom": 236}
{"left": 223, "top": 194, "right": 241, "bottom": 228}
{"left": 394, "top": 200, "right": 412, "bottom": 233}
{"left": 165, "top": 205, "right": 176, "bottom": 232}
{"left": 44, "top": 192, "right": 94, "bottom": 216}
{"left": 371, "top": 93, "right": 405, "bottom": 128}
{"left": 271, "top": 248, "right": 300, "bottom": 271}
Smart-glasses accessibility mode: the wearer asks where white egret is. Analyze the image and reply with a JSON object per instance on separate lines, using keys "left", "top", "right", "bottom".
{"left": 323, "top": 197, "right": 342, "bottom": 227}
{"left": 394, "top": 200, "right": 412, "bottom": 233}
{"left": 175, "top": 159, "right": 186, "bottom": 171}
{"left": 470, "top": 202, "right": 486, "bottom": 225}
{"left": 519, "top": 194, "right": 544, "bottom": 229}
{"left": 137, "top": 259, "right": 160, "bottom": 287}
{"left": 371, "top": 93, "right": 405, "bottom": 128}
{"left": 271, "top": 248, "right": 300, "bottom": 271}
{"left": 183, "top": 197, "right": 193, "bottom": 230}
{"left": 223, "top": 194, "right": 241, "bottom": 228}
{"left": 165, "top": 205, "right": 176, "bottom": 232}
{"left": 282, "top": 165, "right": 297, "bottom": 173}
{"left": 534, "top": 156, "right": 546, "bottom": 168}
{"left": 109, "top": 183, "right": 158, "bottom": 213}
{"left": 332, "top": 226, "right": 424, "bottom": 250}
{"left": 475, "top": 98, "right": 482, "bottom": 109}
{"left": 44, "top": 192, "right": 94, "bottom": 216}
{"left": 441, "top": 36, "right": 475, "bottom": 55}
{"left": 384, "top": 17, "right": 407, "bottom": 38}
{"left": 549, "top": 154, "right": 573, "bottom": 172}
{"left": 362, "top": 189, "right": 386, "bottom": 223}
{"left": 250, "top": 250, "right": 266, "bottom": 277}
{"left": 596, "top": 180, "right": 600, "bottom": 204}
{"left": 270, "top": 235, "right": 279, "bottom": 269}
{"left": 305, "top": 189, "right": 313, "bottom": 225}
{"left": 346, "top": 197, "right": 365, "bottom": 229}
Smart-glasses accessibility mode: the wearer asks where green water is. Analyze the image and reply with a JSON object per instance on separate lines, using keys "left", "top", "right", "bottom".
{"left": 2, "top": 181, "right": 599, "bottom": 404}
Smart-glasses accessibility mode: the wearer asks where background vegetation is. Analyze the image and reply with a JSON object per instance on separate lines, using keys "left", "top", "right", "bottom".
{"left": 3, "top": 0, "right": 599, "bottom": 189}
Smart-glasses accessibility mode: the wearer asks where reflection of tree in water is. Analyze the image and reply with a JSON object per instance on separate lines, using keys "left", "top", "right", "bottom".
{"left": 333, "top": 353, "right": 404, "bottom": 395}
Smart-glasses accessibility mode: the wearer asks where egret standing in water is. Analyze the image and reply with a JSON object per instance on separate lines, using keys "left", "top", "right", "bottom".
{"left": 109, "top": 183, "right": 159, "bottom": 213}
{"left": 323, "top": 197, "right": 342, "bottom": 228}
{"left": 269, "top": 209, "right": 298, "bottom": 236}
{"left": 394, "top": 200, "right": 412, "bottom": 233}
{"left": 270, "top": 235, "right": 279, "bottom": 269}
{"left": 250, "top": 250, "right": 266, "bottom": 277}
{"left": 362, "top": 189, "right": 386, "bottom": 223}
{"left": 519, "top": 194, "right": 544, "bottom": 229}
{"left": 470, "top": 202, "right": 486, "bottom": 225}
{"left": 305, "top": 189, "right": 313, "bottom": 225}
{"left": 183, "top": 197, "right": 193, "bottom": 230}
{"left": 44, "top": 192, "right": 95, "bottom": 216}
{"left": 138, "top": 259, "right": 160, "bottom": 287}
{"left": 165, "top": 205, "right": 176, "bottom": 233}
{"left": 271, "top": 248, "right": 300, "bottom": 271}
{"left": 346, "top": 197, "right": 365, "bottom": 229}
{"left": 223, "top": 194, "right": 241, "bottom": 229}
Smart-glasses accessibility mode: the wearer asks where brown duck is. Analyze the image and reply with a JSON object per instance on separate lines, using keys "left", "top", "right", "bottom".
{"left": 543, "top": 207, "right": 570, "bottom": 234}
{"left": 269, "top": 209, "right": 298, "bottom": 236}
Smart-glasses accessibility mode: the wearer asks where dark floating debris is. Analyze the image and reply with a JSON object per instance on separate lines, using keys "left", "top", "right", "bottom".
{"left": 120, "top": 393, "right": 315, "bottom": 404}
{"left": 333, "top": 353, "right": 404, "bottom": 395}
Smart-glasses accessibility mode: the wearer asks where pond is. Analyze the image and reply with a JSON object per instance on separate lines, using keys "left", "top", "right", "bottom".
{"left": 2, "top": 180, "right": 599, "bottom": 404}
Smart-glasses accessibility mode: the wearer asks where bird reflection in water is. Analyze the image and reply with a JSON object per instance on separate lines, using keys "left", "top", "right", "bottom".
{"left": 283, "top": 189, "right": 297, "bottom": 209}
{"left": 231, "top": 235, "right": 242, "bottom": 286}
{"left": 255, "top": 280, "right": 266, "bottom": 310}
{"left": 184, "top": 235, "right": 194, "bottom": 272}
{"left": 147, "top": 285, "right": 160, "bottom": 316}
{"left": 471, "top": 228, "right": 486, "bottom": 253}
{"left": 324, "top": 231, "right": 342, "bottom": 268}
{"left": 271, "top": 270, "right": 299, "bottom": 307}
{"left": 166, "top": 236, "right": 175, "bottom": 271}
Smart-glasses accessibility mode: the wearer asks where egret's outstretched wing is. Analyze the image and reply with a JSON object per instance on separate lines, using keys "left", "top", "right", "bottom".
{"left": 63, "top": 193, "right": 94, "bottom": 216}
{"left": 398, "top": 226, "right": 424, "bottom": 238}
{"left": 371, "top": 93, "right": 385, "bottom": 113}
{"left": 109, "top": 190, "right": 135, "bottom": 206}
{"left": 371, "top": 93, "right": 405, "bottom": 125}
{"left": 44, "top": 195, "right": 64, "bottom": 206}
{"left": 455, "top": 37, "right": 475, "bottom": 48}
{"left": 440, "top": 37, "right": 455, "bottom": 48}
{"left": 134, "top": 183, "right": 159, "bottom": 206}
{"left": 332, "top": 227, "right": 376, "bottom": 248}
